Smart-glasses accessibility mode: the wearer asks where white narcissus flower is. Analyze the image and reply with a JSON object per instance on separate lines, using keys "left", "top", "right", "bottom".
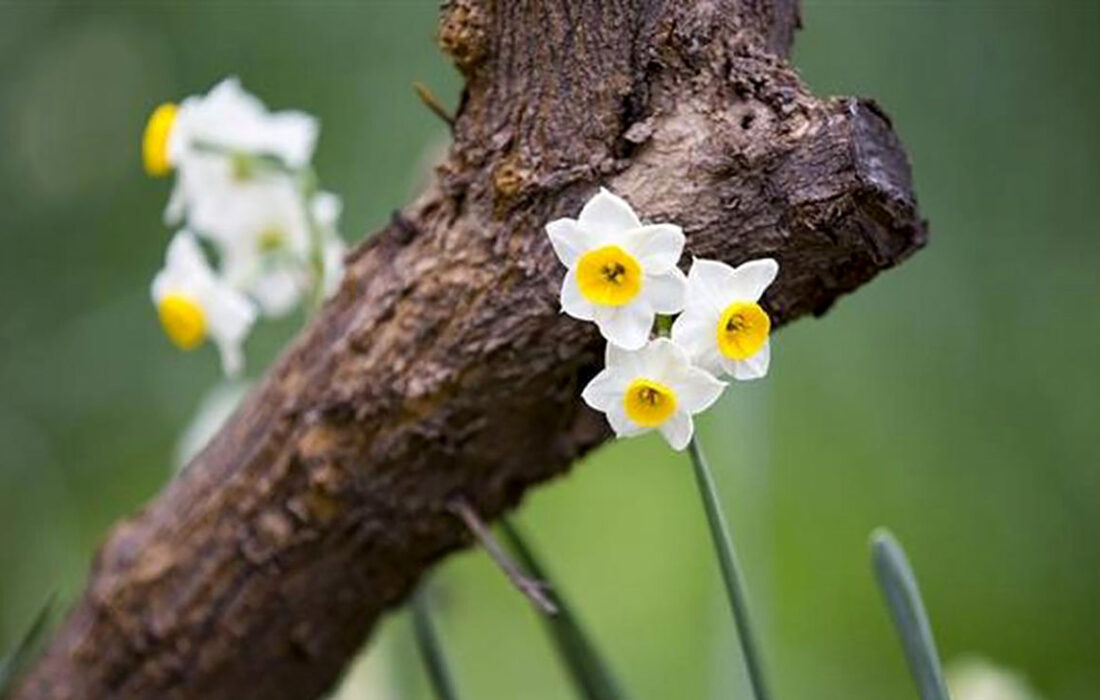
{"left": 142, "top": 76, "right": 318, "bottom": 179}
{"left": 174, "top": 77, "right": 318, "bottom": 168}
{"left": 151, "top": 231, "right": 257, "bottom": 376}
{"left": 581, "top": 338, "right": 726, "bottom": 451}
{"left": 201, "top": 176, "right": 315, "bottom": 317}
{"left": 671, "top": 257, "right": 778, "bottom": 381}
{"left": 146, "top": 77, "right": 318, "bottom": 229}
{"left": 209, "top": 185, "right": 344, "bottom": 316}
{"left": 547, "top": 188, "right": 687, "bottom": 350}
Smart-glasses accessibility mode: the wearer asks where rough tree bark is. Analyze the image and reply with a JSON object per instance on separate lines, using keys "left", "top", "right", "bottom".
{"left": 16, "top": 1, "right": 925, "bottom": 698}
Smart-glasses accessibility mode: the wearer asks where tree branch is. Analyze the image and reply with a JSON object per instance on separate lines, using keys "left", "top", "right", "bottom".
{"left": 15, "top": 1, "right": 925, "bottom": 698}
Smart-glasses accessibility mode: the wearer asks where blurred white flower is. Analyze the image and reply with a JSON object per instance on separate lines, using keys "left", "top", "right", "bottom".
{"left": 151, "top": 76, "right": 318, "bottom": 230}
{"left": 671, "top": 257, "right": 778, "bottom": 381}
{"left": 205, "top": 177, "right": 315, "bottom": 317}
{"left": 581, "top": 337, "right": 725, "bottom": 450}
{"left": 209, "top": 185, "right": 345, "bottom": 316}
{"left": 316, "top": 192, "right": 347, "bottom": 299}
{"left": 177, "top": 76, "right": 318, "bottom": 167}
{"left": 547, "top": 188, "right": 687, "bottom": 350}
{"left": 174, "top": 380, "right": 250, "bottom": 469}
{"left": 143, "top": 76, "right": 317, "bottom": 180}
{"left": 947, "top": 657, "right": 1044, "bottom": 700}
{"left": 151, "top": 231, "right": 257, "bottom": 376}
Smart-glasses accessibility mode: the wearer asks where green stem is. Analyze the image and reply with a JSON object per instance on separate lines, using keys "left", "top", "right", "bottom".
{"left": 870, "top": 529, "right": 950, "bottom": 700}
{"left": 0, "top": 593, "right": 55, "bottom": 695}
{"left": 410, "top": 588, "right": 459, "bottom": 700}
{"left": 499, "top": 518, "right": 627, "bottom": 700}
{"left": 687, "top": 436, "right": 771, "bottom": 700}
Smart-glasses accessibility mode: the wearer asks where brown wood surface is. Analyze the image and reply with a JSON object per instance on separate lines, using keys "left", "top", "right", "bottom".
{"left": 15, "top": 1, "right": 926, "bottom": 698}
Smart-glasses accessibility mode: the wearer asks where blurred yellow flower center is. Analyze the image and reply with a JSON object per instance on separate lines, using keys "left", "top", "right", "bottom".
{"left": 258, "top": 227, "right": 285, "bottom": 252}
{"left": 231, "top": 153, "right": 256, "bottom": 181}
{"left": 623, "top": 378, "right": 677, "bottom": 427}
{"left": 157, "top": 294, "right": 206, "bottom": 350}
{"left": 716, "top": 301, "right": 770, "bottom": 360}
{"left": 142, "top": 102, "right": 178, "bottom": 177}
{"left": 576, "top": 245, "right": 642, "bottom": 306}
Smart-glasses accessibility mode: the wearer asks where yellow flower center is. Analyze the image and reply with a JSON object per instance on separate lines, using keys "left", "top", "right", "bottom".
{"left": 258, "top": 227, "right": 286, "bottom": 252}
{"left": 157, "top": 294, "right": 206, "bottom": 350}
{"left": 142, "top": 102, "right": 178, "bottom": 177}
{"left": 716, "top": 301, "right": 770, "bottom": 360}
{"left": 623, "top": 378, "right": 677, "bottom": 427}
{"left": 231, "top": 152, "right": 256, "bottom": 181}
{"left": 575, "top": 245, "right": 642, "bottom": 306}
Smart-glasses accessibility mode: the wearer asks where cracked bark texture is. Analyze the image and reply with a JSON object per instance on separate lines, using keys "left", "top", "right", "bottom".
{"left": 16, "top": 1, "right": 925, "bottom": 698}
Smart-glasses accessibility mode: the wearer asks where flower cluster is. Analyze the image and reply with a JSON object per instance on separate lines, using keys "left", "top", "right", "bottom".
{"left": 548, "top": 188, "right": 778, "bottom": 450}
{"left": 143, "top": 77, "right": 346, "bottom": 375}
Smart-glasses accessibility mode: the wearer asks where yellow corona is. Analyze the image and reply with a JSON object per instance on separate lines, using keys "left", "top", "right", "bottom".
{"left": 157, "top": 293, "right": 206, "bottom": 350}
{"left": 623, "top": 378, "right": 677, "bottom": 427}
{"left": 716, "top": 301, "right": 770, "bottom": 360}
{"left": 575, "top": 245, "right": 643, "bottom": 306}
{"left": 142, "top": 102, "right": 178, "bottom": 176}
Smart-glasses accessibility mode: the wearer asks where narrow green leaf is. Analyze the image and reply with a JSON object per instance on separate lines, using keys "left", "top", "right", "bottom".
{"left": 410, "top": 587, "right": 460, "bottom": 700}
{"left": 870, "top": 528, "right": 951, "bottom": 700}
{"left": 0, "top": 593, "right": 55, "bottom": 698}
{"left": 499, "top": 518, "right": 626, "bottom": 700}
{"left": 686, "top": 437, "right": 771, "bottom": 700}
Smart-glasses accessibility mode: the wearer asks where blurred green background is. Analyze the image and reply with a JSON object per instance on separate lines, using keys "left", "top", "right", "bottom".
{"left": 1, "top": 1, "right": 1097, "bottom": 698}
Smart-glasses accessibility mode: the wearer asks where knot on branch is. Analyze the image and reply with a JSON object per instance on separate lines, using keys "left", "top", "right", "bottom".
{"left": 438, "top": 0, "right": 489, "bottom": 75}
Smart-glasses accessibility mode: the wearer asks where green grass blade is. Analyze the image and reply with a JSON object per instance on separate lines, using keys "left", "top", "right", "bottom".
{"left": 499, "top": 518, "right": 627, "bottom": 700}
{"left": 410, "top": 587, "right": 460, "bottom": 700}
{"left": 870, "top": 529, "right": 951, "bottom": 700}
{"left": 0, "top": 594, "right": 55, "bottom": 698}
{"left": 686, "top": 437, "right": 771, "bottom": 700}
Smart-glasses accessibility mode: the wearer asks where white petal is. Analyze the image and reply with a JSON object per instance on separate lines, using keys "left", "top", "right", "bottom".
{"left": 605, "top": 342, "right": 645, "bottom": 377}
{"left": 593, "top": 301, "right": 653, "bottom": 350}
{"left": 685, "top": 257, "right": 737, "bottom": 314}
{"left": 165, "top": 230, "right": 213, "bottom": 286}
{"left": 638, "top": 336, "right": 691, "bottom": 378}
{"left": 659, "top": 411, "right": 694, "bottom": 451}
{"left": 580, "top": 368, "right": 627, "bottom": 412}
{"left": 164, "top": 183, "right": 186, "bottom": 226}
{"left": 312, "top": 191, "right": 343, "bottom": 230}
{"left": 183, "top": 77, "right": 318, "bottom": 168}
{"left": 251, "top": 268, "right": 304, "bottom": 318}
{"left": 729, "top": 258, "right": 779, "bottom": 302}
{"left": 696, "top": 345, "right": 726, "bottom": 378}
{"left": 560, "top": 268, "right": 597, "bottom": 321}
{"left": 669, "top": 365, "right": 726, "bottom": 414}
{"left": 620, "top": 224, "right": 684, "bottom": 273}
{"left": 216, "top": 341, "right": 245, "bottom": 378}
{"left": 577, "top": 188, "right": 641, "bottom": 238}
{"left": 727, "top": 339, "right": 771, "bottom": 381}
{"left": 263, "top": 111, "right": 319, "bottom": 168}
{"left": 642, "top": 267, "right": 687, "bottom": 314}
{"left": 545, "top": 218, "right": 590, "bottom": 267}
{"left": 204, "top": 286, "right": 256, "bottom": 341}
{"left": 670, "top": 308, "right": 722, "bottom": 374}
{"left": 606, "top": 404, "right": 648, "bottom": 438}
{"left": 322, "top": 237, "right": 347, "bottom": 298}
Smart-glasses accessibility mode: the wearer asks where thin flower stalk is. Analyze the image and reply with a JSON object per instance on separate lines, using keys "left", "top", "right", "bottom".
{"left": 687, "top": 437, "right": 771, "bottom": 700}
{"left": 410, "top": 588, "right": 461, "bottom": 700}
{"left": 499, "top": 519, "right": 627, "bottom": 700}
